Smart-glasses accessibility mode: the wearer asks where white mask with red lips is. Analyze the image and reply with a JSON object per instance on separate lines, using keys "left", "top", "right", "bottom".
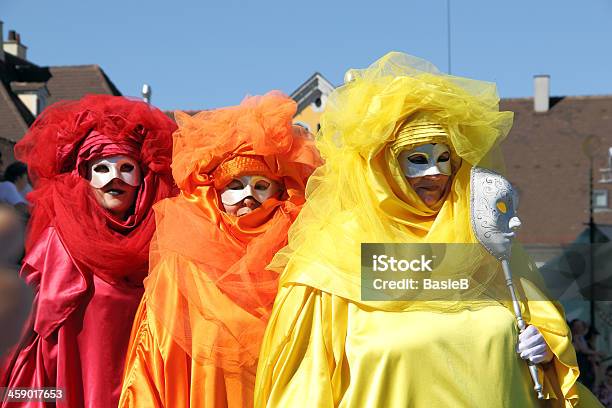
{"left": 88, "top": 155, "right": 142, "bottom": 189}
{"left": 220, "top": 175, "right": 281, "bottom": 206}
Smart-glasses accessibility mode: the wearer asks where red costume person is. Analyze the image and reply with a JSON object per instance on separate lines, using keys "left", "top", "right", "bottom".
{"left": 1, "top": 95, "right": 176, "bottom": 407}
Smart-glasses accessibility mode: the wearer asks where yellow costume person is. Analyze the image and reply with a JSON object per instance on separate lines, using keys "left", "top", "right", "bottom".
{"left": 119, "top": 92, "right": 321, "bottom": 407}
{"left": 254, "top": 53, "right": 602, "bottom": 407}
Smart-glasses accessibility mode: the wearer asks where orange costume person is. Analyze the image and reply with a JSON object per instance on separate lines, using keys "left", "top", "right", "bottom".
{"left": 118, "top": 92, "right": 321, "bottom": 407}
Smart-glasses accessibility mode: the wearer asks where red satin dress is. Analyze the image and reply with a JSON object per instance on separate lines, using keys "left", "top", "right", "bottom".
{"left": 1, "top": 227, "right": 143, "bottom": 407}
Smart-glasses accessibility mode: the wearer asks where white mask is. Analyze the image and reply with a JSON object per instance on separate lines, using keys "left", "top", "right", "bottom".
{"left": 397, "top": 143, "right": 452, "bottom": 178}
{"left": 470, "top": 167, "right": 522, "bottom": 260}
{"left": 220, "top": 175, "right": 282, "bottom": 206}
{"left": 89, "top": 155, "right": 142, "bottom": 189}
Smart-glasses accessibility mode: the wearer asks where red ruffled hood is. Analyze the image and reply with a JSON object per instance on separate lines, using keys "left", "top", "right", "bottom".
{"left": 16, "top": 94, "right": 177, "bottom": 285}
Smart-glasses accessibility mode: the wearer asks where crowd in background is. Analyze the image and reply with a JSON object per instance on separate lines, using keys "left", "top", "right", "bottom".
{"left": 0, "top": 151, "right": 32, "bottom": 360}
{"left": 571, "top": 318, "right": 612, "bottom": 407}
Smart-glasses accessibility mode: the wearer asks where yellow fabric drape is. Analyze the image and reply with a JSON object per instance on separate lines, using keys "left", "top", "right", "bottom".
{"left": 254, "top": 52, "right": 602, "bottom": 407}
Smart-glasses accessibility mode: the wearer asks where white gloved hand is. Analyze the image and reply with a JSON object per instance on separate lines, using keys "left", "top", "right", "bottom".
{"left": 517, "top": 325, "right": 554, "bottom": 364}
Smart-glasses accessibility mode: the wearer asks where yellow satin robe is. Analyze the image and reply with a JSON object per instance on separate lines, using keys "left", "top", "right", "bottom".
{"left": 255, "top": 285, "right": 603, "bottom": 408}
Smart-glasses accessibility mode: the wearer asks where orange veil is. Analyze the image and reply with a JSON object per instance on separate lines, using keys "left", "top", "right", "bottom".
{"left": 143, "top": 91, "right": 321, "bottom": 376}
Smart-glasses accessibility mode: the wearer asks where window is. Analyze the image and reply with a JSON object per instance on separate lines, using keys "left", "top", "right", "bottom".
{"left": 593, "top": 189, "right": 608, "bottom": 208}
{"left": 312, "top": 94, "right": 327, "bottom": 112}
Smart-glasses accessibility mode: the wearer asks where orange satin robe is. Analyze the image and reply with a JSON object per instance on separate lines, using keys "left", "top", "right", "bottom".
{"left": 119, "top": 259, "right": 260, "bottom": 408}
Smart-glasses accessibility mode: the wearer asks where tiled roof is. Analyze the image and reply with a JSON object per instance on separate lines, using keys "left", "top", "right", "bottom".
{"left": 46, "top": 65, "right": 121, "bottom": 105}
{"left": 0, "top": 58, "right": 121, "bottom": 148}
{"left": 0, "top": 81, "right": 31, "bottom": 143}
{"left": 10, "top": 81, "right": 47, "bottom": 93}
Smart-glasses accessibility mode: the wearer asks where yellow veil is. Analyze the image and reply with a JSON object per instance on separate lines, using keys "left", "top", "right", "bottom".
{"left": 268, "top": 52, "right": 540, "bottom": 310}
{"left": 261, "top": 52, "right": 588, "bottom": 406}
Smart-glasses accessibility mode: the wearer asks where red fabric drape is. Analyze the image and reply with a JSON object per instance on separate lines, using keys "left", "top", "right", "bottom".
{"left": 1, "top": 95, "right": 176, "bottom": 407}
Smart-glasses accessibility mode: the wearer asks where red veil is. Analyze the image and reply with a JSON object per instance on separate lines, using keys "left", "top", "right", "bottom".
{"left": 16, "top": 95, "right": 177, "bottom": 284}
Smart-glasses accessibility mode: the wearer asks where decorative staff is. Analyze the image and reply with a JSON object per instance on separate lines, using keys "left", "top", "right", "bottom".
{"left": 470, "top": 166, "right": 544, "bottom": 400}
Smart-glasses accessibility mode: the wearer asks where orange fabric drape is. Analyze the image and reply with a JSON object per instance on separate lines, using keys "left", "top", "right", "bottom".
{"left": 119, "top": 92, "right": 321, "bottom": 407}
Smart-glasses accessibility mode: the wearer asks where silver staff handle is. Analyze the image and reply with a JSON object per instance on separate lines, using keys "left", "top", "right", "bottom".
{"left": 502, "top": 259, "right": 544, "bottom": 400}
{"left": 470, "top": 166, "right": 545, "bottom": 400}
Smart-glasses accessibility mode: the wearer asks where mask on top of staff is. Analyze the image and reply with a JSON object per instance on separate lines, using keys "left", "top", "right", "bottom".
{"left": 470, "top": 167, "right": 522, "bottom": 259}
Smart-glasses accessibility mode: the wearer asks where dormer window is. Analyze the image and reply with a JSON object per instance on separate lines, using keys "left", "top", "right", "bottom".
{"left": 10, "top": 82, "right": 50, "bottom": 116}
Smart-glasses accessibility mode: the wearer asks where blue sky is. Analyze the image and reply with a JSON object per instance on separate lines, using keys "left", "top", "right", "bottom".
{"left": 2, "top": 0, "right": 611, "bottom": 111}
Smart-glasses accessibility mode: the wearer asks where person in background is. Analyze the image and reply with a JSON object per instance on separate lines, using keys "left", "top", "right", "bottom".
{"left": 572, "top": 319, "right": 604, "bottom": 390}
{"left": 596, "top": 366, "right": 612, "bottom": 407}
{"left": 1, "top": 162, "right": 30, "bottom": 220}
{"left": 4, "top": 162, "right": 31, "bottom": 202}
{"left": 0, "top": 203, "right": 30, "bottom": 360}
{"left": 586, "top": 326, "right": 605, "bottom": 389}
{"left": 0, "top": 202, "right": 24, "bottom": 266}
{"left": 0, "top": 161, "right": 27, "bottom": 215}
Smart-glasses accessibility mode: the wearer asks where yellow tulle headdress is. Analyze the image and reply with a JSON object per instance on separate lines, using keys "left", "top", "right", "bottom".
{"left": 268, "top": 52, "right": 550, "bottom": 312}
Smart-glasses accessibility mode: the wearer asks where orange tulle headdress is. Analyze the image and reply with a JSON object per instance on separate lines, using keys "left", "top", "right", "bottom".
{"left": 144, "top": 91, "right": 321, "bottom": 375}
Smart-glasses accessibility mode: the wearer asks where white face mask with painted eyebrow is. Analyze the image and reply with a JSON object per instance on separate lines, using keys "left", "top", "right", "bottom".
{"left": 88, "top": 155, "right": 142, "bottom": 189}
{"left": 397, "top": 143, "right": 452, "bottom": 178}
{"left": 220, "top": 175, "right": 282, "bottom": 206}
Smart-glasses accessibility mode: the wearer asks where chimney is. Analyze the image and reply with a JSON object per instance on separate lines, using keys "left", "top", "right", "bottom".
{"left": 533, "top": 75, "right": 550, "bottom": 113}
{"left": 3, "top": 30, "right": 28, "bottom": 60}
{"left": 141, "top": 83, "right": 152, "bottom": 104}
{"left": 0, "top": 21, "right": 4, "bottom": 62}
